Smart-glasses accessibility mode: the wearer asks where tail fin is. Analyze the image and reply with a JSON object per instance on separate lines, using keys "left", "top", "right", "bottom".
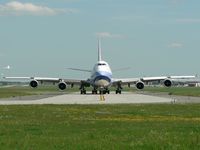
{"left": 98, "top": 38, "right": 102, "bottom": 61}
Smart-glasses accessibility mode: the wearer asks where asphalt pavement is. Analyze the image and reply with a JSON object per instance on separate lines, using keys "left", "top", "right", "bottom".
{"left": 0, "top": 92, "right": 173, "bottom": 105}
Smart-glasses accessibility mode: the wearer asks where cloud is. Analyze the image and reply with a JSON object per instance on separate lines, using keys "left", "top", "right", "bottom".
{"left": 168, "top": 42, "right": 183, "bottom": 48}
{"left": 176, "top": 18, "right": 200, "bottom": 23}
{"left": 0, "top": 1, "right": 76, "bottom": 16}
{"left": 95, "top": 32, "right": 124, "bottom": 38}
{"left": 3, "top": 65, "right": 11, "bottom": 70}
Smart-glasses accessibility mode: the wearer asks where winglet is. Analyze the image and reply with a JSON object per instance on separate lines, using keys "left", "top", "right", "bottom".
{"left": 98, "top": 38, "right": 102, "bottom": 61}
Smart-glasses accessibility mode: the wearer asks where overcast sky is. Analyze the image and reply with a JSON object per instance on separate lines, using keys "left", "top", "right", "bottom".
{"left": 0, "top": 0, "right": 200, "bottom": 79}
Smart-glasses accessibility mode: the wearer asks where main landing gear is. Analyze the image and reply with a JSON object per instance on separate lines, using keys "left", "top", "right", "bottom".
{"left": 92, "top": 89, "right": 98, "bottom": 94}
{"left": 80, "top": 86, "right": 110, "bottom": 95}
{"left": 115, "top": 89, "right": 121, "bottom": 94}
{"left": 115, "top": 84, "right": 122, "bottom": 94}
{"left": 80, "top": 89, "right": 86, "bottom": 94}
{"left": 80, "top": 85, "right": 86, "bottom": 94}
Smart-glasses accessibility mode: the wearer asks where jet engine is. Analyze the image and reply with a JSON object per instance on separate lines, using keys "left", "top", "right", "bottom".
{"left": 136, "top": 81, "right": 144, "bottom": 89}
{"left": 163, "top": 79, "right": 172, "bottom": 87}
{"left": 29, "top": 80, "right": 38, "bottom": 88}
{"left": 58, "top": 82, "right": 67, "bottom": 90}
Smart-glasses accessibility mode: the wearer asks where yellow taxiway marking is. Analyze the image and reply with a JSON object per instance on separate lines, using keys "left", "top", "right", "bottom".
{"left": 100, "top": 94, "right": 105, "bottom": 101}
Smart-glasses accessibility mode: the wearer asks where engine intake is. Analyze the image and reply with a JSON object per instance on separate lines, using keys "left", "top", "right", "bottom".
{"left": 58, "top": 82, "right": 67, "bottom": 90}
{"left": 164, "top": 79, "right": 172, "bottom": 87}
{"left": 30, "top": 80, "right": 38, "bottom": 88}
{"left": 136, "top": 81, "right": 144, "bottom": 89}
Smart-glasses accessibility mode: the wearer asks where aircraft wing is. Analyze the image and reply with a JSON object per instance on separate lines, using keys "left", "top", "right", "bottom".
{"left": 114, "top": 75, "right": 195, "bottom": 82}
{"left": 3, "top": 77, "right": 86, "bottom": 86}
{"left": 170, "top": 78, "right": 200, "bottom": 84}
{"left": 4, "top": 77, "right": 60, "bottom": 81}
{"left": 112, "top": 75, "right": 196, "bottom": 87}
{"left": 112, "top": 76, "right": 166, "bottom": 85}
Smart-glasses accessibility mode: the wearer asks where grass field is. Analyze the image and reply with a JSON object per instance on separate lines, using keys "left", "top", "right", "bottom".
{"left": 0, "top": 86, "right": 78, "bottom": 98}
{"left": 0, "top": 104, "right": 200, "bottom": 149}
{"left": 143, "top": 87, "right": 200, "bottom": 97}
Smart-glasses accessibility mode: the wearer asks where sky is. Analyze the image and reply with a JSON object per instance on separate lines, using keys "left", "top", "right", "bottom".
{"left": 0, "top": 0, "right": 200, "bottom": 79}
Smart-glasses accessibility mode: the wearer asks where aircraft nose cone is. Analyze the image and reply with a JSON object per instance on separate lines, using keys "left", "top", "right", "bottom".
{"left": 94, "top": 74, "right": 111, "bottom": 87}
{"left": 95, "top": 79, "right": 110, "bottom": 87}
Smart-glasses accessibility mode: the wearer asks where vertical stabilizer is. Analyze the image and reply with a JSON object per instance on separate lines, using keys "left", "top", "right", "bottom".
{"left": 98, "top": 38, "right": 102, "bottom": 61}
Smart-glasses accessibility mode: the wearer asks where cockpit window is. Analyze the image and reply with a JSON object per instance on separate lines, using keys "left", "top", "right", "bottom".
{"left": 98, "top": 63, "right": 106, "bottom": 66}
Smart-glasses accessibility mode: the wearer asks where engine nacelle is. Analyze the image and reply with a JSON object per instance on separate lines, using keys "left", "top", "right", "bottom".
{"left": 30, "top": 80, "right": 38, "bottom": 88}
{"left": 163, "top": 79, "right": 172, "bottom": 87}
{"left": 136, "top": 81, "right": 144, "bottom": 89}
{"left": 58, "top": 82, "right": 67, "bottom": 90}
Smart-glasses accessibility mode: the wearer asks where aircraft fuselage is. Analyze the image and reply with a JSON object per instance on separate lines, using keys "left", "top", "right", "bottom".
{"left": 90, "top": 60, "right": 112, "bottom": 89}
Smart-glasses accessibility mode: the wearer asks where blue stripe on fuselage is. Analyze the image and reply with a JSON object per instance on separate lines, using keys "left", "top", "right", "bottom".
{"left": 91, "top": 71, "right": 112, "bottom": 85}
{"left": 94, "top": 75, "right": 111, "bottom": 83}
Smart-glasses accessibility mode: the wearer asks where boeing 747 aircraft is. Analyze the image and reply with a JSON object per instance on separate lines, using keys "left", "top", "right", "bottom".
{"left": 4, "top": 40, "right": 195, "bottom": 94}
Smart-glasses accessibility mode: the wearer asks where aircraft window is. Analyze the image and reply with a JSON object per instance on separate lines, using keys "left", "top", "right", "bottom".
{"left": 98, "top": 63, "right": 106, "bottom": 66}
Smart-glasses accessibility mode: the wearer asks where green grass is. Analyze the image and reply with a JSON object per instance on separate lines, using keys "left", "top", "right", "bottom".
{"left": 0, "top": 104, "right": 200, "bottom": 149}
{"left": 142, "top": 87, "right": 200, "bottom": 97}
{"left": 0, "top": 86, "right": 79, "bottom": 98}
{"left": 117, "top": 86, "right": 200, "bottom": 97}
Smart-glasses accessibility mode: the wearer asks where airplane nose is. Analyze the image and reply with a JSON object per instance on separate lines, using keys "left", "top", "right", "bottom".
{"left": 95, "top": 79, "right": 110, "bottom": 87}
{"left": 94, "top": 75, "right": 111, "bottom": 87}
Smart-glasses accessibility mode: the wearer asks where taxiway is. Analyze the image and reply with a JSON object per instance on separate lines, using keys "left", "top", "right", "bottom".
{"left": 0, "top": 92, "right": 173, "bottom": 105}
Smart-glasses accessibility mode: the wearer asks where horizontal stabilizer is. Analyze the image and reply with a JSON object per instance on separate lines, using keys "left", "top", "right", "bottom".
{"left": 112, "top": 67, "right": 131, "bottom": 72}
{"left": 67, "top": 68, "right": 92, "bottom": 73}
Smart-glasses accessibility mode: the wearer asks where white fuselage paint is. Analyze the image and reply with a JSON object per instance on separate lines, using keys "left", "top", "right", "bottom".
{"left": 90, "top": 60, "right": 112, "bottom": 89}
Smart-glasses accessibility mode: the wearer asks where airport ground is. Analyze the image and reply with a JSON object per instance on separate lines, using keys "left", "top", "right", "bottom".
{"left": 0, "top": 86, "right": 200, "bottom": 149}
{"left": 1, "top": 85, "right": 200, "bottom": 97}
{"left": 1, "top": 86, "right": 200, "bottom": 103}
{"left": 0, "top": 104, "right": 200, "bottom": 149}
